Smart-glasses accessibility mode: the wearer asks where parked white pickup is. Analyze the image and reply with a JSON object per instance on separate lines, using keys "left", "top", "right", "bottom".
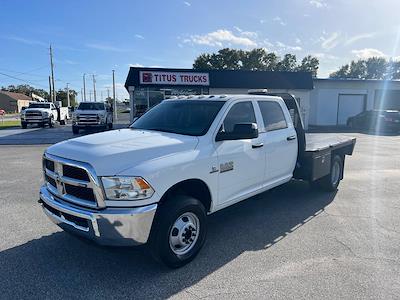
{"left": 39, "top": 94, "right": 356, "bottom": 267}
{"left": 21, "top": 102, "right": 69, "bottom": 128}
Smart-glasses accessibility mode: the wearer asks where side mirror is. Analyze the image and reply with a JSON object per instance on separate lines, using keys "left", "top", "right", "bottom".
{"left": 216, "top": 123, "right": 258, "bottom": 141}
{"left": 70, "top": 107, "right": 75, "bottom": 112}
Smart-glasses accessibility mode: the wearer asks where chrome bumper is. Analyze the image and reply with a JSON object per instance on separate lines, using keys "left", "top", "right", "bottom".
{"left": 39, "top": 185, "right": 157, "bottom": 246}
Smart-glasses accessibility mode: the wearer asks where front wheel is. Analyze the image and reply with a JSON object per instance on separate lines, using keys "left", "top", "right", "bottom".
{"left": 72, "top": 126, "right": 79, "bottom": 134}
{"left": 108, "top": 122, "right": 113, "bottom": 129}
{"left": 21, "top": 122, "right": 27, "bottom": 129}
{"left": 149, "top": 195, "right": 207, "bottom": 268}
{"left": 49, "top": 117, "right": 54, "bottom": 128}
{"left": 314, "top": 155, "right": 343, "bottom": 192}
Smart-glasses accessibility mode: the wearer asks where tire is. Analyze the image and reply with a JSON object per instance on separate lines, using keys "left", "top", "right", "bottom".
{"left": 49, "top": 117, "right": 54, "bottom": 128}
{"left": 108, "top": 122, "right": 113, "bottom": 129}
{"left": 315, "top": 155, "right": 343, "bottom": 192}
{"left": 21, "top": 122, "right": 27, "bottom": 129}
{"left": 149, "top": 195, "right": 207, "bottom": 268}
{"left": 60, "top": 118, "right": 66, "bottom": 125}
{"left": 72, "top": 126, "right": 79, "bottom": 134}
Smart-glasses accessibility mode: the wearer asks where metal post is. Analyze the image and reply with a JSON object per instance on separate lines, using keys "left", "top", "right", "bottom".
{"left": 83, "top": 74, "right": 87, "bottom": 101}
{"left": 66, "top": 83, "right": 70, "bottom": 107}
{"left": 49, "top": 45, "right": 56, "bottom": 103}
{"left": 92, "top": 74, "right": 97, "bottom": 101}
{"left": 112, "top": 70, "right": 117, "bottom": 121}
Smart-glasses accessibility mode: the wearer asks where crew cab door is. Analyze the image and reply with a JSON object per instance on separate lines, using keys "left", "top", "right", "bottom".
{"left": 214, "top": 100, "right": 265, "bottom": 208}
{"left": 256, "top": 100, "right": 298, "bottom": 184}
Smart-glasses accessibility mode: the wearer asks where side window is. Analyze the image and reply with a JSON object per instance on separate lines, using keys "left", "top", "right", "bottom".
{"left": 258, "top": 101, "right": 288, "bottom": 131}
{"left": 222, "top": 101, "right": 256, "bottom": 133}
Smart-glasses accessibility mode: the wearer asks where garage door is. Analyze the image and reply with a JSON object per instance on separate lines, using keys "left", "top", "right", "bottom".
{"left": 374, "top": 90, "right": 400, "bottom": 110}
{"left": 337, "top": 94, "right": 366, "bottom": 125}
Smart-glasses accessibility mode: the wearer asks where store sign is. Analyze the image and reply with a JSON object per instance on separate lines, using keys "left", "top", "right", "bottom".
{"left": 139, "top": 71, "right": 210, "bottom": 86}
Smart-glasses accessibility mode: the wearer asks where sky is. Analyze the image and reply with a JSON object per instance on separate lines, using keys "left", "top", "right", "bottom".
{"left": 1, "top": 0, "right": 400, "bottom": 101}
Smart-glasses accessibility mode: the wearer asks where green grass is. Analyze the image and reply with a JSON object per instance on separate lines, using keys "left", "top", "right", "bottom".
{"left": 0, "top": 120, "right": 21, "bottom": 130}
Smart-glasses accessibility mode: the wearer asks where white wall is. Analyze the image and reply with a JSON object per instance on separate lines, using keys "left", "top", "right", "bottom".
{"left": 310, "top": 79, "right": 400, "bottom": 126}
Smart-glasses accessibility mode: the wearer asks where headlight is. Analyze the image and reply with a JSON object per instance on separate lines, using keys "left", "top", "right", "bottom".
{"left": 101, "top": 176, "right": 154, "bottom": 200}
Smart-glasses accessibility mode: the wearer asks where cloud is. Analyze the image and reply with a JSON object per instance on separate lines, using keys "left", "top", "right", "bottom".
{"left": 135, "top": 34, "right": 144, "bottom": 39}
{"left": 351, "top": 48, "right": 386, "bottom": 59}
{"left": 3, "top": 35, "right": 47, "bottom": 47}
{"left": 309, "top": 0, "right": 327, "bottom": 8}
{"left": 321, "top": 32, "right": 340, "bottom": 50}
{"left": 313, "top": 53, "right": 339, "bottom": 60}
{"left": 85, "top": 43, "right": 129, "bottom": 52}
{"left": 183, "top": 1, "right": 191, "bottom": 6}
{"left": 185, "top": 29, "right": 257, "bottom": 47}
{"left": 276, "top": 41, "right": 302, "bottom": 51}
{"left": 295, "top": 38, "right": 301, "bottom": 44}
{"left": 273, "top": 16, "right": 286, "bottom": 26}
{"left": 233, "top": 26, "right": 258, "bottom": 38}
{"left": 344, "top": 32, "right": 376, "bottom": 46}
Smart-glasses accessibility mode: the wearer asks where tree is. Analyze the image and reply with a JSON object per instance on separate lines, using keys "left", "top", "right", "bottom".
{"left": 276, "top": 54, "right": 297, "bottom": 72}
{"left": 56, "top": 88, "right": 77, "bottom": 107}
{"left": 329, "top": 57, "right": 400, "bottom": 79}
{"left": 193, "top": 48, "right": 319, "bottom": 74}
{"left": 1, "top": 84, "right": 49, "bottom": 100}
{"left": 297, "top": 55, "right": 319, "bottom": 77}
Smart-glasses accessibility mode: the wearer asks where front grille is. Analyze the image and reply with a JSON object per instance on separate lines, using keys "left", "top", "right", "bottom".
{"left": 45, "top": 174, "right": 56, "bottom": 188}
{"left": 77, "top": 114, "right": 99, "bottom": 125}
{"left": 43, "top": 202, "right": 89, "bottom": 228}
{"left": 43, "top": 155, "right": 102, "bottom": 208}
{"left": 44, "top": 159, "right": 54, "bottom": 172}
{"left": 26, "top": 111, "right": 42, "bottom": 117}
{"left": 65, "top": 184, "right": 96, "bottom": 202}
{"left": 63, "top": 165, "right": 90, "bottom": 181}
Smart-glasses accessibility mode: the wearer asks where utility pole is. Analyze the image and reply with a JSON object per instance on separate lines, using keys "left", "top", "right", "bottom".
{"left": 112, "top": 70, "right": 117, "bottom": 121}
{"left": 49, "top": 45, "right": 56, "bottom": 103}
{"left": 83, "top": 73, "right": 87, "bottom": 102}
{"left": 48, "top": 76, "right": 52, "bottom": 102}
{"left": 92, "top": 74, "right": 97, "bottom": 102}
{"left": 81, "top": 88, "right": 84, "bottom": 102}
{"left": 66, "top": 83, "right": 70, "bottom": 107}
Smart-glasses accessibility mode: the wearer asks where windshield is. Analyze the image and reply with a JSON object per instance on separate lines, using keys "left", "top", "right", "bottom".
{"left": 78, "top": 103, "right": 105, "bottom": 110}
{"left": 28, "top": 103, "right": 50, "bottom": 109}
{"left": 130, "top": 100, "right": 225, "bottom": 136}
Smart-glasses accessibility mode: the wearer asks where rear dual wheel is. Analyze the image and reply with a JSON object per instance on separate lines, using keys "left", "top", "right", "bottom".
{"left": 314, "top": 155, "right": 343, "bottom": 191}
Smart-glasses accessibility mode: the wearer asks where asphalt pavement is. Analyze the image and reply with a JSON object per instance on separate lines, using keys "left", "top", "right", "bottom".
{"left": 0, "top": 132, "right": 399, "bottom": 299}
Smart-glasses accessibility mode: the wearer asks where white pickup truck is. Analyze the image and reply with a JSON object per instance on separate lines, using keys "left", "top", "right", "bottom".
{"left": 39, "top": 94, "right": 356, "bottom": 267}
{"left": 72, "top": 102, "right": 113, "bottom": 134}
{"left": 21, "top": 102, "right": 69, "bottom": 128}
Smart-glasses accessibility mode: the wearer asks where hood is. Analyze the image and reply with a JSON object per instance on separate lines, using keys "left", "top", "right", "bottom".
{"left": 46, "top": 129, "right": 199, "bottom": 175}
{"left": 24, "top": 108, "right": 48, "bottom": 112}
{"left": 75, "top": 109, "right": 104, "bottom": 115}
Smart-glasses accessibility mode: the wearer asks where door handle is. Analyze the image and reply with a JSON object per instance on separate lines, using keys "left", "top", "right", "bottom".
{"left": 287, "top": 135, "right": 297, "bottom": 141}
{"left": 252, "top": 142, "right": 264, "bottom": 148}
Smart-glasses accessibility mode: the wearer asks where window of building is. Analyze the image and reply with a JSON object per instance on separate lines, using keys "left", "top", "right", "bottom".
{"left": 222, "top": 101, "right": 256, "bottom": 133}
{"left": 258, "top": 101, "right": 288, "bottom": 131}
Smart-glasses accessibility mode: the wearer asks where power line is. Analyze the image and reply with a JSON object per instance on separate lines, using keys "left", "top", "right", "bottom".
{"left": 0, "top": 71, "right": 48, "bottom": 89}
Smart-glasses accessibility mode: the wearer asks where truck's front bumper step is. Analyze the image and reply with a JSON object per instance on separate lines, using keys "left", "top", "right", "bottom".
{"left": 39, "top": 186, "right": 157, "bottom": 246}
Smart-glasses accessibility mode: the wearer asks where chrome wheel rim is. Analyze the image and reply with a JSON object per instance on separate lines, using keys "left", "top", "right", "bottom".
{"left": 169, "top": 212, "right": 200, "bottom": 255}
{"left": 331, "top": 160, "right": 340, "bottom": 186}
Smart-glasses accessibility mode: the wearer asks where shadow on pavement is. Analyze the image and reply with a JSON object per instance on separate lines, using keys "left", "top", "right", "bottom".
{"left": 0, "top": 180, "right": 337, "bottom": 298}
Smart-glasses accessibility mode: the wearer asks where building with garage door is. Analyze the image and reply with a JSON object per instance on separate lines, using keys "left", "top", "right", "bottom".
{"left": 309, "top": 79, "right": 400, "bottom": 127}
{"left": 125, "top": 67, "right": 314, "bottom": 128}
{"left": 125, "top": 67, "right": 400, "bottom": 129}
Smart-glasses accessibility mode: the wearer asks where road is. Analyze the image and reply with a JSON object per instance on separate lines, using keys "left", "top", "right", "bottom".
{"left": 0, "top": 132, "right": 399, "bottom": 299}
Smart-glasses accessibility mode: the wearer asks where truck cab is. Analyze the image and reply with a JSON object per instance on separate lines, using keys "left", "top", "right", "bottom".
{"left": 39, "top": 95, "right": 355, "bottom": 268}
{"left": 72, "top": 102, "right": 113, "bottom": 134}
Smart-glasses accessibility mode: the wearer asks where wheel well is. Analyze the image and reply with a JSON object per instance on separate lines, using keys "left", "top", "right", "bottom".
{"left": 160, "top": 179, "right": 212, "bottom": 212}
